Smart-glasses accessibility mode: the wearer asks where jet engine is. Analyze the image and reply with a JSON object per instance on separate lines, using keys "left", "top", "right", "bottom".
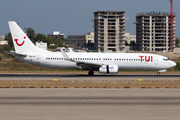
{"left": 99, "top": 65, "right": 118, "bottom": 74}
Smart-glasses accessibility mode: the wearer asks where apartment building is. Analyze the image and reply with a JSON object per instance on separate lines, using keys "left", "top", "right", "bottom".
{"left": 85, "top": 32, "right": 94, "bottom": 44}
{"left": 136, "top": 12, "right": 176, "bottom": 52}
{"left": 47, "top": 31, "right": 65, "bottom": 39}
{"left": 94, "top": 11, "right": 125, "bottom": 52}
{"left": 65, "top": 35, "right": 86, "bottom": 48}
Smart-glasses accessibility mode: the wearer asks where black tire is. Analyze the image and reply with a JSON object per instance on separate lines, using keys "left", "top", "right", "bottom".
{"left": 157, "top": 72, "right": 160, "bottom": 76}
{"left": 88, "top": 70, "right": 94, "bottom": 76}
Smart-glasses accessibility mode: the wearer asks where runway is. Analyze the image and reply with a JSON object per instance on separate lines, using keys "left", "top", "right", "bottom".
{"left": 0, "top": 73, "right": 180, "bottom": 81}
{"left": 0, "top": 88, "right": 180, "bottom": 120}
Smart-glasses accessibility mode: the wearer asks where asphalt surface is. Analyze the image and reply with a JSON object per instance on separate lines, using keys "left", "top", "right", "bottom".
{"left": 0, "top": 73, "right": 180, "bottom": 81}
{"left": 0, "top": 88, "right": 180, "bottom": 120}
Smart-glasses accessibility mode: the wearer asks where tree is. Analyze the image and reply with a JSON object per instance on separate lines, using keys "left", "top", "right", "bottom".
{"left": 35, "top": 33, "right": 47, "bottom": 42}
{"left": 46, "top": 36, "right": 53, "bottom": 44}
{"left": 130, "top": 41, "right": 136, "bottom": 46}
{"left": 5, "top": 33, "right": 13, "bottom": 48}
{"left": 27, "top": 28, "right": 36, "bottom": 42}
{"left": 3, "top": 44, "right": 11, "bottom": 52}
{"left": 175, "top": 37, "right": 180, "bottom": 47}
{"left": 42, "top": 39, "right": 50, "bottom": 46}
{"left": 125, "top": 41, "right": 128, "bottom": 46}
{"left": 54, "top": 37, "right": 64, "bottom": 47}
{"left": 0, "top": 45, "right": 12, "bottom": 53}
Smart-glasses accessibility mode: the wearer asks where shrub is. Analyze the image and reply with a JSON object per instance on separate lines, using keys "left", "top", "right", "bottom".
{"left": 175, "top": 62, "right": 180, "bottom": 71}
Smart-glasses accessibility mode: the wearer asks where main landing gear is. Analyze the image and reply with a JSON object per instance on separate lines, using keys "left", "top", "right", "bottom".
{"left": 88, "top": 70, "right": 94, "bottom": 76}
{"left": 157, "top": 72, "right": 160, "bottom": 76}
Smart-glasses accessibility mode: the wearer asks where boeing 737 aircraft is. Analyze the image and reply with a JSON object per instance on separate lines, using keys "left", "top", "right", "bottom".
{"left": 8, "top": 21, "right": 176, "bottom": 75}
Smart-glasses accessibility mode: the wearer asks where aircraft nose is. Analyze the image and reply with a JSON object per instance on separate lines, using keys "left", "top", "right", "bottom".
{"left": 170, "top": 61, "right": 176, "bottom": 67}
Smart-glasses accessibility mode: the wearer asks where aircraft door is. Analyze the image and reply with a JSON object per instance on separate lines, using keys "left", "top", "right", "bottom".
{"left": 37, "top": 55, "right": 41, "bottom": 65}
{"left": 154, "top": 56, "right": 158, "bottom": 65}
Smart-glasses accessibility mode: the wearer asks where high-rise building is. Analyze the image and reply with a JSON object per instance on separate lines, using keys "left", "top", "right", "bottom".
{"left": 94, "top": 11, "right": 125, "bottom": 52}
{"left": 136, "top": 12, "right": 176, "bottom": 52}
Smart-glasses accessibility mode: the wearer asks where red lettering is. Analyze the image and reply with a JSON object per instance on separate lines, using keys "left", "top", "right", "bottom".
{"left": 151, "top": 56, "right": 153, "bottom": 62}
{"left": 145, "top": 56, "right": 150, "bottom": 62}
{"left": 139, "top": 56, "right": 144, "bottom": 62}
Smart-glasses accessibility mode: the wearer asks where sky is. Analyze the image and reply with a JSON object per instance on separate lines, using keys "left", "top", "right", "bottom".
{"left": 0, "top": 0, "right": 179, "bottom": 38}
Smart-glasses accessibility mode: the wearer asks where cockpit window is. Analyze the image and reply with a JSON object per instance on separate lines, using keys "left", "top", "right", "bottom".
{"left": 163, "top": 58, "right": 169, "bottom": 61}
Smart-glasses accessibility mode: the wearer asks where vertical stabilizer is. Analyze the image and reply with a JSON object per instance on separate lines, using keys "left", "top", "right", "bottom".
{"left": 8, "top": 21, "right": 47, "bottom": 54}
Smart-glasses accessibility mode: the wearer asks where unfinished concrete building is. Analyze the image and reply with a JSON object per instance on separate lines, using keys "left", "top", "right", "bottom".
{"left": 94, "top": 11, "right": 125, "bottom": 52}
{"left": 136, "top": 12, "right": 176, "bottom": 52}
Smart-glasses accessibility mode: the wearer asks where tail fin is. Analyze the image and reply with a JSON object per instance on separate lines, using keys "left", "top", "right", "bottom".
{"left": 8, "top": 21, "right": 47, "bottom": 54}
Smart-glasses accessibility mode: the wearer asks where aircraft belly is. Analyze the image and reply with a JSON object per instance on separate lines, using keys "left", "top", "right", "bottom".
{"left": 118, "top": 62, "right": 153, "bottom": 71}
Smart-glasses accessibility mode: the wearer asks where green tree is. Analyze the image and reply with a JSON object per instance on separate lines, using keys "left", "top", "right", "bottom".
{"left": 130, "top": 41, "right": 136, "bottom": 46}
{"left": 27, "top": 28, "right": 36, "bottom": 42}
{"left": 42, "top": 39, "right": 50, "bottom": 46}
{"left": 54, "top": 37, "right": 64, "bottom": 47}
{"left": 3, "top": 44, "right": 11, "bottom": 52}
{"left": 35, "top": 33, "right": 47, "bottom": 42}
{"left": 175, "top": 62, "right": 180, "bottom": 71}
{"left": 5, "top": 33, "right": 13, "bottom": 48}
{"left": 48, "top": 45, "right": 58, "bottom": 49}
{"left": 125, "top": 41, "right": 128, "bottom": 46}
{"left": 46, "top": 36, "right": 53, "bottom": 44}
{"left": 175, "top": 38, "right": 180, "bottom": 47}
{"left": 0, "top": 45, "right": 11, "bottom": 53}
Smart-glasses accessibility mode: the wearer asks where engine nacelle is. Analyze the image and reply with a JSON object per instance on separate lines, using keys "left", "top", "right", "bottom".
{"left": 99, "top": 65, "right": 118, "bottom": 74}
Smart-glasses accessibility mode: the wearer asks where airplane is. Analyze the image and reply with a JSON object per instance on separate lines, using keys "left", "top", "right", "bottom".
{"left": 8, "top": 21, "right": 176, "bottom": 76}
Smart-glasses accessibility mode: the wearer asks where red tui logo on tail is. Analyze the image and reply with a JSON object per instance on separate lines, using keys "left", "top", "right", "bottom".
{"left": 14, "top": 37, "right": 26, "bottom": 46}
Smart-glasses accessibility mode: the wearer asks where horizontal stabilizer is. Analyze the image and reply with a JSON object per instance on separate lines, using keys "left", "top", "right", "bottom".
{"left": 5, "top": 51, "right": 27, "bottom": 57}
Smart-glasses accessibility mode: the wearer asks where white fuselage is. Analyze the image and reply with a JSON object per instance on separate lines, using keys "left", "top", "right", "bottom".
{"left": 15, "top": 51, "right": 176, "bottom": 71}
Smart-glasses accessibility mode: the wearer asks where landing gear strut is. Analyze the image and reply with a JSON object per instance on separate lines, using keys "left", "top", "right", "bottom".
{"left": 88, "top": 70, "right": 94, "bottom": 76}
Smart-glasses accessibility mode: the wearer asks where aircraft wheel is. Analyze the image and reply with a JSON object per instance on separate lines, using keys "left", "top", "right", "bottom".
{"left": 88, "top": 70, "right": 94, "bottom": 76}
{"left": 157, "top": 72, "right": 160, "bottom": 76}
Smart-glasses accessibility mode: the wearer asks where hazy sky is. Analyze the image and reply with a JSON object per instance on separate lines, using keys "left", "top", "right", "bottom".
{"left": 0, "top": 0, "right": 179, "bottom": 38}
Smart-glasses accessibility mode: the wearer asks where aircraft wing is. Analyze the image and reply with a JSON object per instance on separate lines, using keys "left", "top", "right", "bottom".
{"left": 61, "top": 50, "right": 102, "bottom": 69}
